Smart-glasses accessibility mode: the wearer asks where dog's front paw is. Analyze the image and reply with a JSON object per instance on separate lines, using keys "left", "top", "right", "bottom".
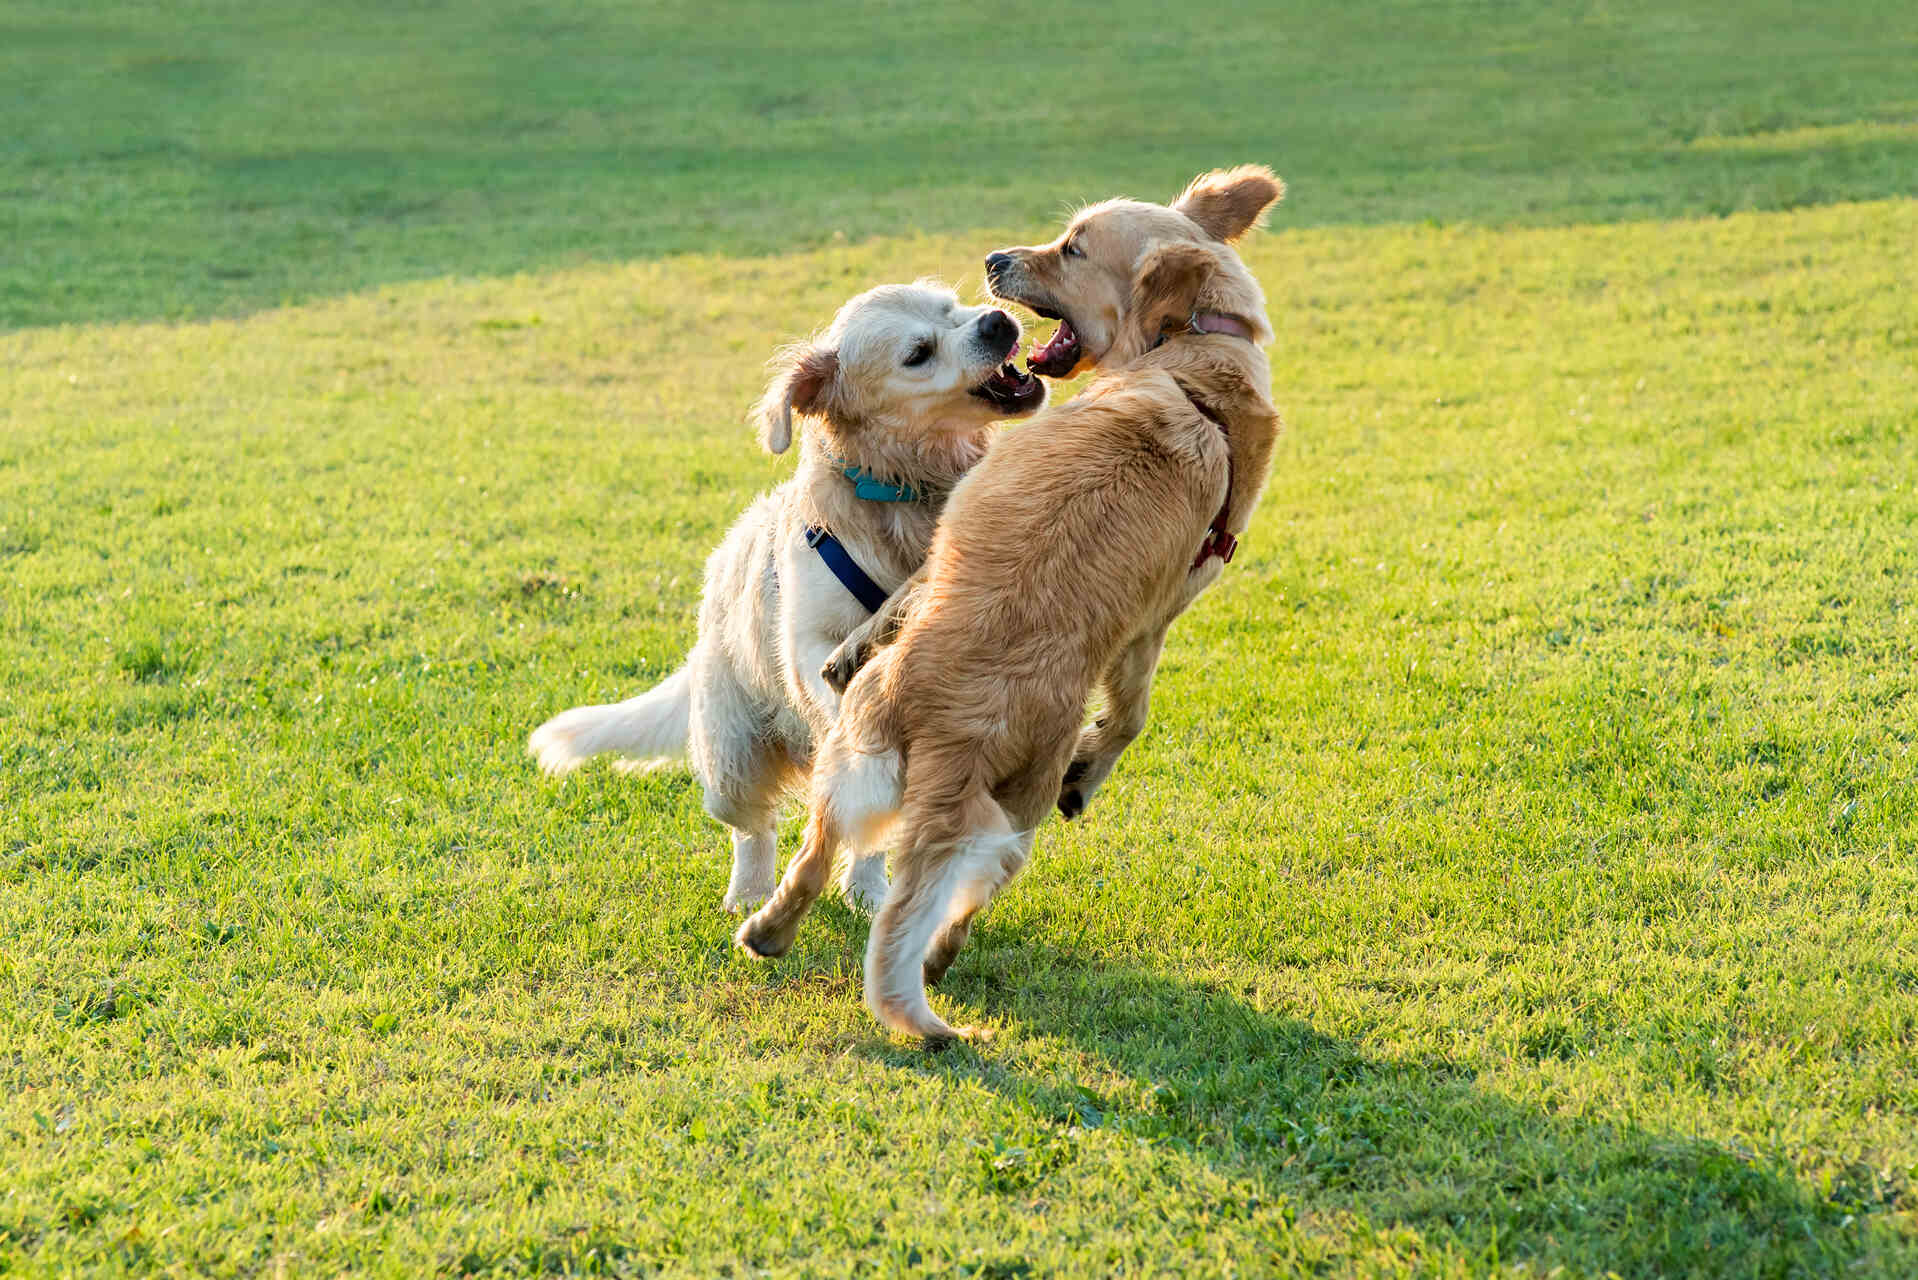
{"left": 821, "top": 638, "right": 870, "bottom": 695}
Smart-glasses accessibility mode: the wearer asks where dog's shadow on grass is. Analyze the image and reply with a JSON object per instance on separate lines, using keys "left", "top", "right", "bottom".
{"left": 783, "top": 906, "right": 1893, "bottom": 1276}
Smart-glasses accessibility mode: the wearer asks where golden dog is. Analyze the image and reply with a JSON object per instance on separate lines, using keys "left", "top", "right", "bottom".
{"left": 737, "top": 167, "right": 1286, "bottom": 1042}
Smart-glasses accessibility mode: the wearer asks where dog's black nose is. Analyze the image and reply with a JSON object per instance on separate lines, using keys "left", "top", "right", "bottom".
{"left": 978, "top": 308, "right": 1016, "bottom": 351}
{"left": 984, "top": 252, "right": 1015, "bottom": 285}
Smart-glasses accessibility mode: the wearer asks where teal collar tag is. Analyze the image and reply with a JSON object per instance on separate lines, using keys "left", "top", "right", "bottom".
{"left": 835, "top": 459, "right": 919, "bottom": 503}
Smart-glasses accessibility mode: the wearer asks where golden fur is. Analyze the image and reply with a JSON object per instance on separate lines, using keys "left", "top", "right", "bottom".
{"left": 528, "top": 283, "right": 1042, "bottom": 914}
{"left": 736, "top": 168, "right": 1286, "bottom": 1042}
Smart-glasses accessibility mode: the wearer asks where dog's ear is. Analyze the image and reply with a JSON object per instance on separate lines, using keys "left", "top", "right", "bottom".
{"left": 753, "top": 343, "right": 838, "bottom": 454}
{"left": 1128, "top": 242, "right": 1217, "bottom": 349}
{"left": 1173, "top": 165, "right": 1285, "bottom": 243}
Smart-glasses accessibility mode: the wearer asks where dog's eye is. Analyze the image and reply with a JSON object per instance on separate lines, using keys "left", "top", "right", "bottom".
{"left": 1062, "top": 237, "right": 1084, "bottom": 259}
{"left": 903, "top": 340, "right": 935, "bottom": 368}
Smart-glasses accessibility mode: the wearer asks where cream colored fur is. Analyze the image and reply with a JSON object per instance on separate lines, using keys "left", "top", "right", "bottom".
{"left": 528, "top": 282, "right": 1043, "bottom": 914}
{"left": 736, "top": 168, "right": 1287, "bottom": 1041}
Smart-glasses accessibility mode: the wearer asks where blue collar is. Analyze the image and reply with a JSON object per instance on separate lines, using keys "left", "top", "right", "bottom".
{"left": 804, "top": 526, "right": 890, "bottom": 612}
{"left": 830, "top": 455, "right": 919, "bottom": 503}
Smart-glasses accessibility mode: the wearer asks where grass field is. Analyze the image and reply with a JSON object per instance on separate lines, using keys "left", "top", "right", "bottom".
{"left": 7, "top": 0, "right": 1918, "bottom": 329}
{"left": 6, "top": 2, "right": 1918, "bottom": 1276}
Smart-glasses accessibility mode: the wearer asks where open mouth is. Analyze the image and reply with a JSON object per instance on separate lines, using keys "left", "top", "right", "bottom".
{"left": 1025, "top": 307, "right": 1083, "bottom": 378}
{"left": 969, "top": 362, "right": 1045, "bottom": 412}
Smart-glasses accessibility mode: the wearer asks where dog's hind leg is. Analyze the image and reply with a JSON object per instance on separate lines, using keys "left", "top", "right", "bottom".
{"left": 922, "top": 825, "right": 1032, "bottom": 987}
{"left": 835, "top": 848, "right": 890, "bottom": 915}
{"left": 690, "top": 662, "right": 799, "bottom": 914}
{"left": 736, "top": 733, "right": 901, "bottom": 956}
{"left": 865, "top": 783, "right": 1016, "bottom": 1044}
{"left": 704, "top": 783, "right": 786, "bottom": 915}
{"left": 722, "top": 828, "right": 778, "bottom": 914}
{"left": 921, "top": 762, "right": 1057, "bottom": 986}
{"left": 734, "top": 808, "right": 839, "bottom": 958}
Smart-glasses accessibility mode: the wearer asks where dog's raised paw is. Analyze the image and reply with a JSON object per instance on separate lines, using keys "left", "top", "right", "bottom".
{"left": 821, "top": 643, "right": 867, "bottom": 695}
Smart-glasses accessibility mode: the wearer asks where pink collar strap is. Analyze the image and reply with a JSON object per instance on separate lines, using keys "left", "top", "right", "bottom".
{"left": 1187, "top": 311, "right": 1256, "bottom": 341}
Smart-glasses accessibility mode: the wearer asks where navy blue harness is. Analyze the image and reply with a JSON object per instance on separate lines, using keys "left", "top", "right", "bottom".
{"left": 806, "top": 451, "right": 922, "bottom": 613}
{"left": 805, "top": 525, "right": 891, "bottom": 613}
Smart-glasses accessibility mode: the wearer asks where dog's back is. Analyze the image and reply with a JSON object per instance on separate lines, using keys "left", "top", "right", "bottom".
{"left": 856, "top": 370, "right": 1228, "bottom": 822}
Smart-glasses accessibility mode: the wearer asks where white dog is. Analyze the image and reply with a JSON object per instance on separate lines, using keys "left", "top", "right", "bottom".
{"left": 528, "top": 282, "right": 1045, "bottom": 912}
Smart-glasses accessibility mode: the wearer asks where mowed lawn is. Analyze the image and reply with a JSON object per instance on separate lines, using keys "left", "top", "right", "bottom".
{"left": 7, "top": 0, "right": 1918, "bottom": 328}
{"left": 8, "top": 0, "right": 1918, "bottom": 1275}
{"left": 5, "top": 201, "right": 1917, "bottom": 1274}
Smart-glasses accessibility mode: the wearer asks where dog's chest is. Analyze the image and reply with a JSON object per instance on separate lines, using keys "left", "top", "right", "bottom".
{"left": 862, "top": 503, "right": 942, "bottom": 578}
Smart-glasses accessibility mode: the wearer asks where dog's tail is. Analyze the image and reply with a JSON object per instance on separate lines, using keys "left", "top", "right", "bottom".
{"left": 527, "top": 666, "right": 692, "bottom": 777}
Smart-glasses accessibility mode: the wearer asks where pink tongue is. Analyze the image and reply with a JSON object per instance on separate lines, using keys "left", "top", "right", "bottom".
{"left": 1031, "top": 318, "right": 1077, "bottom": 363}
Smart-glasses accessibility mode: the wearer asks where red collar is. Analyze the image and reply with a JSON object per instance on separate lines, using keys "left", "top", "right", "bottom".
{"left": 1179, "top": 387, "right": 1238, "bottom": 571}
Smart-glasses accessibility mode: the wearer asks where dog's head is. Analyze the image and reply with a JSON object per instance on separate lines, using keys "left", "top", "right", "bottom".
{"left": 753, "top": 282, "right": 1047, "bottom": 454}
{"left": 982, "top": 165, "right": 1283, "bottom": 378}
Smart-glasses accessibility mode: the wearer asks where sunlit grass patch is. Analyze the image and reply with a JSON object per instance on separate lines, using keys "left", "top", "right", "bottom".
{"left": 1680, "top": 119, "right": 1918, "bottom": 151}
{"left": 3, "top": 199, "right": 1917, "bottom": 1274}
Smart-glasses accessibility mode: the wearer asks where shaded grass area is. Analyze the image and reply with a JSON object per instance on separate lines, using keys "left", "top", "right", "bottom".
{"left": 5, "top": 0, "right": 1918, "bottom": 327}
{"left": 4, "top": 200, "right": 1916, "bottom": 1273}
